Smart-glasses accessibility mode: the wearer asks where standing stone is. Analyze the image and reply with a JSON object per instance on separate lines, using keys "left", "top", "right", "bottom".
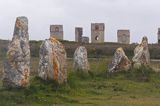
{"left": 132, "top": 36, "right": 150, "bottom": 67}
{"left": 108, "top": 47, "right": 131, "bottom": 73}
{"left": 3, "top": 16, "right": 30, "bottom": 88}
{"left": 38, "top": 37, "right": 67, "bottom": 84}
{"left": 73, "top": 46, "right": 90, "bottom": 72}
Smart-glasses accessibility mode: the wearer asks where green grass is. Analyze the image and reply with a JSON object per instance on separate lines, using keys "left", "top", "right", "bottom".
{"left": 0, "top": 58, "right": 160, "bottom": 106}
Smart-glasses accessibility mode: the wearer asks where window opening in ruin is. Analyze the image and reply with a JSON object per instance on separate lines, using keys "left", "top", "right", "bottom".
{"left": 55, "top": 27, "right": 59, "bottom": 32}
{"left": 95, "top": 36, "right": 99, "bottom": 40}
{"left": 123, "top": 34, "right": 126, "bottom": 36}
{"left": 95, "top": 25, "right": 99, "bottom": 30}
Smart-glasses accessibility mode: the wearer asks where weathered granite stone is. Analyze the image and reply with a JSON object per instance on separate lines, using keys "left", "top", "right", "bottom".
{"left": 132, "top": 36, "right": 150, "bottom": 68}
{"left": 108, "top": 47, "right": 131, "bottom": 72}
{"left": 73, "top": 46, "right": 90, "bottom": 72}
{"left": 3, "top": 16, "right": 30, "bottom": 88}
{"left": 38, "top": 37, "right": 67, "bottom": 84}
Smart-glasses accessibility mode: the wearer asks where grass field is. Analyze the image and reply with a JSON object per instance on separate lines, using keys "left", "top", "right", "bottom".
{"left": 0, "top": 58, "right": 160, "bottom": 106}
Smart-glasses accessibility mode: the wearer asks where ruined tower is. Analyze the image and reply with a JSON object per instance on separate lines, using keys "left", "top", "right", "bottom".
{"left": 117, "top": 30, "right": 130, "bottom": 44}
{"left": 75, "top": 27, "right": 83, "bottom": 42}
{"left": 91, "top": 23, "right": 105, "bottom": 43}
{"left": 82, "top": 36, "right": 89, "bottom": 43}
{"left": 50, "top": 25, "right": 63, "bottom": 40}
{"left": 158, "top": 28, "right": 160, "bottom": 44}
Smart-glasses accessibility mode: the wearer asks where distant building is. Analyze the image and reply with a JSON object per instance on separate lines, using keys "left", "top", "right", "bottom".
{"left": 82, "top": 36, "right": 89, "bottom": 43}
{"left": 50, "top": 25, "right": 63, "bottom": 40}
{"left": 91, "top": 23, "right": 105, "bottom": 43}
{"left": 158, "top": 28, "right": 160, "bottom": 44}
{"left": 117, "top": 30, "right": 130, "bottom": 44}
{"left": 75, "top": 27, "right": 83, "bottom": 42}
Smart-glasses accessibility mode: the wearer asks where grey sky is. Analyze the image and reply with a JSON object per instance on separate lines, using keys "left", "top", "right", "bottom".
{"left": 0, "top": 0, "right": 160, "bottom": 43}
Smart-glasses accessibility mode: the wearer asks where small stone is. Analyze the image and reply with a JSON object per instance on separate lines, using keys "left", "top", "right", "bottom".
{"left": 132, "top": 36, "right": 150, "bottom": 67}
{"left": 3, "top": 16, "right": 30, "bottom": 88}
{"left": 73, "top": 46, "right": 90, "bottom": 72}
{"left": 38, "top": 37, "right": 67, "bottom": 84}
{"left": 108, "top": 47, "right": 131, "bottom": 73}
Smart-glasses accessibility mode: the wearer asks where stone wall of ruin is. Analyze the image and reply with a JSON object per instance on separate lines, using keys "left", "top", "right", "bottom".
{"left": 117, "top": 30, "right": 130, "bottom": 44}
{"left": 91, "top": 23, "right": 105, "bottom": 43}
{"left": 50, "top": 25, "right": 63, "bottom": 40}
{"left": 75, "top": 27, "right": 83, "bottom": 42}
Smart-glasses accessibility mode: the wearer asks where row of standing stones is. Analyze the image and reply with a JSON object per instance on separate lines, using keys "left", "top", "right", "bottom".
{"left": 2, "top": 16, "right": 90, "bottom": 88}
{"left": 109, "top": 36, "right": 150, "bottom": 73}
{"left": 2, "top": 16, "right": 150, "bottom": 88}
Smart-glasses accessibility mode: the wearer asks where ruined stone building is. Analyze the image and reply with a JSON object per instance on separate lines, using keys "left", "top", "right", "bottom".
{"left": 75, "top": 27, "right": 89, "bottom": 43}
{"left": 50, "top": 25, "right": 63, "bottom": 40}
{"left": 75, "top": 27, "right": 83, "bottom": 42}
{"left": 82, "top": 36, "right": 89, "bottom": 43}
{"left": 91, "top": 23, "right": 105, "bottom": 43}
{"left": 117, "top": 30, "right": 130, "bottom": 44}
{"left": 158, "top": 28, "right": 160, "bottom": 44}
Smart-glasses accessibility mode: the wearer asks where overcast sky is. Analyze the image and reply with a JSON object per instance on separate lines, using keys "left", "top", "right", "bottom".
{"left": 0, "top": 0, "right": 160, "bottom": 43}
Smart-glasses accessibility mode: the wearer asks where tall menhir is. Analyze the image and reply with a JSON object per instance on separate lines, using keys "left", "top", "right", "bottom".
{"left": 3, "top": 16, "right": 30, "bottom": 88}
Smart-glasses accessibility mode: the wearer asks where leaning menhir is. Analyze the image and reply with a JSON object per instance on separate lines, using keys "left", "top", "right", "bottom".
{"left": 73, "top": 46, "right": 90, "bottom": 72}
{"left": 3, "top": 16, "right": 30, "bottom": 88}
{"left": 132, "top": 36, "right": 150, "bottom": 68}
{"left": 38, "top": 37, "right": 67, "bottom": 84}
{"left": 108, "top": 47, "right": 131, "bottom": 73}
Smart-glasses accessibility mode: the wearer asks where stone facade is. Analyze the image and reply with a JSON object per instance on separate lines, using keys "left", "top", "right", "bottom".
{"left": 158, "top": 28, "right": 160, "bottom": 44}
{"left": 91, "top": 23, "right": 105, "bottom": 43}
{"left": 50, "top": 25, "right": 63, "bottom": 40}
{"left": 75, "top": 27, "right": 83, "bottom": 42}
{"left": 82, "top": 36, "right": 89, "bottom": 43}
{"left": 117, "top": 30, "right": 130, "bottom": 44}
{"left": 3, "top": 16, "right": 30, "bottom": 88}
